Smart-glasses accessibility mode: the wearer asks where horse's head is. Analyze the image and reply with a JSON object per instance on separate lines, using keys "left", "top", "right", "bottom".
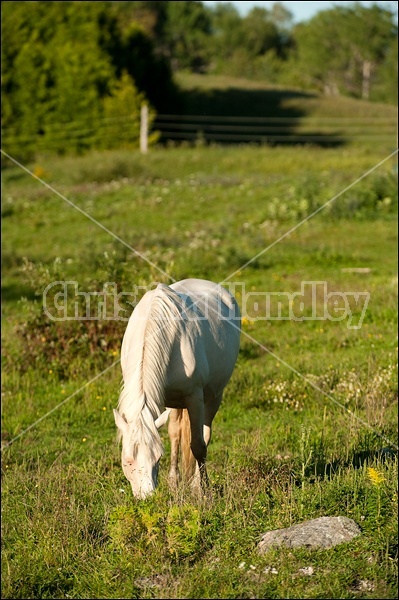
{"left": 121, "top": 448, "right": 160, "bottom": 500}
{"left": 113, "top": 408, "right": 169, "bottom": 499}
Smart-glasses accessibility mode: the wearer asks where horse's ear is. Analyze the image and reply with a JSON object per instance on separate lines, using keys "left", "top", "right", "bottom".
{"left": 113, "top": 409, "right": 128, "bottom": 434}
{"left": 155, "top": 408, "right": 171, "bottom": 429}
{"left": 156, "top": 283, "right": 169, "bottom": 290}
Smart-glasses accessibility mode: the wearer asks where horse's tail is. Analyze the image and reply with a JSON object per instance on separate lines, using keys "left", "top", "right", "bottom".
{"left": 181, "top": 409, "right": 196, "bottom": 482}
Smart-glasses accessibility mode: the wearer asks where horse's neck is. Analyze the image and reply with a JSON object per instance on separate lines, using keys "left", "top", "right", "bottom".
{"left": 120, "top": 288, "right": 179, "bottom": 422}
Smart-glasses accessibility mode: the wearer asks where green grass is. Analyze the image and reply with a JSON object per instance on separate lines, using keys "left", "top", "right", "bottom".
{"left": 1, "top": 90, "right": 398, "bottom": 599}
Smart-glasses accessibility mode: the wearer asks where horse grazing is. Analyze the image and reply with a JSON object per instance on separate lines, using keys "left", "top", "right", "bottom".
{"left": 113, "top": 278, "right": 241, "bottom": 499}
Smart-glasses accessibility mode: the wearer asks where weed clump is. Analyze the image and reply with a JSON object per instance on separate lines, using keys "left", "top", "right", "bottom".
{"left": 108, "top": 505, "right": 163, "bottom": 552}
{"left": 107, "top": 502, "right": 201, "bottom": 562}
{"left": 166, "top": 504, "right": 201, "bottom": 561}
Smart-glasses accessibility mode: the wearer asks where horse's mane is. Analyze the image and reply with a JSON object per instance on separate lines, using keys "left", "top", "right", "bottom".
{"left": 117, "top": 285, "right": 189, "bottom": 459}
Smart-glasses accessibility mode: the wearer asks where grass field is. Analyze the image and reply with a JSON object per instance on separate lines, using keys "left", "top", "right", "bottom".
{"left": 1, "top": 78, "right": 398, "bottom": 599}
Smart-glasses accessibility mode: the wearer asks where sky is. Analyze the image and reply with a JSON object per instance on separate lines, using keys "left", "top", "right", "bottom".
{"left": 202, "top": 1, "right": 398, "bottom": 23}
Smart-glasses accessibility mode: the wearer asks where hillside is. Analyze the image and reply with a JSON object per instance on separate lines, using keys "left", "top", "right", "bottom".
{"left": 153, "top": 73, "right": 397, "bottom": 148}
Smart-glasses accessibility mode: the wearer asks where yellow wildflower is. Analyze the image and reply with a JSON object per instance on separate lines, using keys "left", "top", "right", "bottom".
{"left": 33, "top": 166, "right": 46, "bottom": 179}
{"left": 367, "top": 467, "right": 385, "bottom": 485}
{"left": 241, "top": 316, "right": 254, "bottom": 327}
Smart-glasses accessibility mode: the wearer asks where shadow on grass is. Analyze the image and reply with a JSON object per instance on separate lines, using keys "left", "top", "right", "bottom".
{"left": 155, "top": 86, "right": 346, "bottom": 147}
{"left": 1, "top": 283, "right": 36, "bottom": 303}
{"left": 308, "top": 446, "right": 398, "bottom": 481}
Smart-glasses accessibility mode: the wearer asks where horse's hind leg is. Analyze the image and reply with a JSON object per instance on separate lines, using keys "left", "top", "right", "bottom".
{"left": 203, "top": 388, "right": 223, "bottom": 447}
{"left": 168, "top": 409, "right": 183, "bottom": 490}
{"left": 186, "top": 389, "right": 208, "bottom": 491}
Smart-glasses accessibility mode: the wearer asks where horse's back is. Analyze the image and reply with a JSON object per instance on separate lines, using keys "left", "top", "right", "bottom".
{"left": 171, "top": 278, "right": 236, "bottom": 307}
{"left": 170, "top": 278, "right": 240, "bottom": 321}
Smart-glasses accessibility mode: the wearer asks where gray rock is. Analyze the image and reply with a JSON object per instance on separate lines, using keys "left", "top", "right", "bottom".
{"left": 258, "top": 516, "right": 361, "bottom": 552}
{"left": 134, "top": 574, "right": 167, "bottom": 589}
{"left": 298, "top": 566, "right": 314, "bottom": 576}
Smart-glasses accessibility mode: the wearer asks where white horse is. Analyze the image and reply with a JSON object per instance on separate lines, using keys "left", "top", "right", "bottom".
{"left": 113, "top": 278, "right": 241, "bottom": 499}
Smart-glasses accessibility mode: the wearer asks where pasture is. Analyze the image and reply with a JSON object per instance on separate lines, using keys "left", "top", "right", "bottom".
{"left": 1, "top": 135, "right": 398, "bottom": 598}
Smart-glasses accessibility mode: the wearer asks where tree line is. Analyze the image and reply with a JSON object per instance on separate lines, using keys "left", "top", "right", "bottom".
{"left": 2, "top": 1, "right": 397, "bottom": 160}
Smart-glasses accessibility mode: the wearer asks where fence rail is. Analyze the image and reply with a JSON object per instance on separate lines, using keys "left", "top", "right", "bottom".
{"left": 153, "top": 114, "right": 397, "bottom": 145}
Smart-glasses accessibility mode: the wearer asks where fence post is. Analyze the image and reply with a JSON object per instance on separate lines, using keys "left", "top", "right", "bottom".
{"left": 140, "top": 104, "right": 148, "bottom": 154}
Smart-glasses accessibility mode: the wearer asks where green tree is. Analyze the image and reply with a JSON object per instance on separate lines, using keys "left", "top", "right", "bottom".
{"left": 208, "top": 2, "right": 292, "bottom": 80}
{"left": 115, "top": 21, "right": 178, "bottom": 112}
{"left": 288, "top": 3, "right": 397, "bottom": 101}
{"left": 101, "top": 72, "right": 158, "bottom": 149}
{"left": 2, "top": 2, "right": 118, "bottom": 157}
{"left": 372, "top": 35, "right": 398, "bottom": 104}
{"left": 43, "top": 4, "right": 117, "bottom": 153}
{"left": 209, "top": 2, "right": 244, "bottom": 67}
{"left": 109, "top": 1, "right": 168, "bottom": 40}
{"left": 1, "top": 1, "right": 175, "bottom": 159}
{"left": 163, "top": 1, "right": 212, "bottom": 71}
{"left": 346, "top": 4, "right": 397, "bottom": 100}
{"left": 241, "top": 7, "right": 281, "bottom": 57}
